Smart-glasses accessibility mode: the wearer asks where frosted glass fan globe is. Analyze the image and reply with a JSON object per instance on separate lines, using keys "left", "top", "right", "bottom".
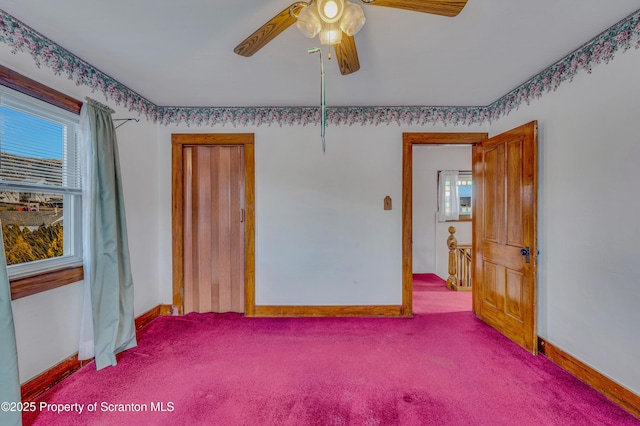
{"left": 317, "top": 0, "right": 344, "bottom": 24}
{"left": 340, "top": 1, "right": 366, "bottom": 36}
{"left": 324, "top": 2, "right": 339, "bottom": 19}
{"left": 296, "top": 5, "right": 322, "bottom": 38}
{"left": 319, "top": 22, "right": 343, "bottom": 45}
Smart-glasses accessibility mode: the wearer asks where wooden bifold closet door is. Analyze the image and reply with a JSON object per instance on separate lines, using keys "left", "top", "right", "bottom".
{"left": 183, "top": 145, "right": 245, "bottom": 314}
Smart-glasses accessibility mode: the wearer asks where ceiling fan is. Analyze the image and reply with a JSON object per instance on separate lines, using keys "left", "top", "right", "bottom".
{"left": 234, "top": 0, "right": 469, "bottom": 75}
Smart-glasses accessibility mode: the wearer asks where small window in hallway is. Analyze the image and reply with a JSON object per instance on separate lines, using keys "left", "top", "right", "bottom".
{"left": 438, "top": 170, "right": 472, "bottom": 221}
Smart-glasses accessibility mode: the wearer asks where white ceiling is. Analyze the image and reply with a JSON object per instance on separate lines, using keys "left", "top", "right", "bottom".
{"left": 1, "top": 0, "right": 639, "bottom": 108}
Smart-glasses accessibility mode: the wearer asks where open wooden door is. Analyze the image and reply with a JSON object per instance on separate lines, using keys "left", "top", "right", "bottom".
{"left": 472, "top": 121, "right": 538, "bottom": 353}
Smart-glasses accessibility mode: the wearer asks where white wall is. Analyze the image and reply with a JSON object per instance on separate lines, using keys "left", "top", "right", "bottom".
{"left": 115, "top": 117, "right": 162, "bottom": 316}
{"left": 11, "top": 282, "right": 83, "bottom": 384}
{"left": 255, "top": 125, "right": 400, "bottom": 305}
{"left": 0, "top": 45, "right": 162, "bottom": 382}
{"left": 412, "top": 145, "right": 472, "bottom": 278}
{"left": 156, "top": 123, "right": 484, "bottom": 306}
{"left": 491, "top": 46, "right": 640, "bottom": 394}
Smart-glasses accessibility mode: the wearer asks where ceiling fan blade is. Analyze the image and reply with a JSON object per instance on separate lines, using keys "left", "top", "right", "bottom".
{"left": 234, "top": 3, "right": 305, "bottom": 57}
{"left": 361, "top": 0, "right": 468, "bottom": 17}
{"left": 333, "top": 33, "right": 360, "bottom": 75}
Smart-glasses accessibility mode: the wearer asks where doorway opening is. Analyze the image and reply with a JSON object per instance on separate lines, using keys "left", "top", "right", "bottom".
{"left": 404, "top": 123, "right": 539, "bottom": 354}
{"left": 401, "top": 132, "right": 488, "bottom": 316}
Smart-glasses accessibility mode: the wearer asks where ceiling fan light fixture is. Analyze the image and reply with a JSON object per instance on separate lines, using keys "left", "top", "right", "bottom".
{"left": 317, "top": 0, "right": 344, "bottom": 24}
{"left": 340, "top": 1, "right": 366, "bottom": 36}
{"left": 319, "top": 22, "right": 343, "bottom": 45}
{"left": 296, "top": 4, "right": 322, "bottom": 38}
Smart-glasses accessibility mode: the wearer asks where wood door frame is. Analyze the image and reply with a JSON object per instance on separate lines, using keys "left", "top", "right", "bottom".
{"left": 172, "top": 133, "right": 256, "bottom": 316}
{"left": 402, "top": 132, "right": 488, "bottom": 316}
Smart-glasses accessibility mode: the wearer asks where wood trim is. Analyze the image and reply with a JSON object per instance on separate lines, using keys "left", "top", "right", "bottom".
{"left": 171, "top": 134, "right": 256, "bottom": 316}
{"left": 171, "top": 141, "right": 185, "bottom": 314}
{"left": 403, "top": 133, "right": 488, "bottom": 145}
{"left": 10, "top": 266, "right": 84, "bottom": 300}
{"left": 539, "top": 338, "right": 640, "bottom": 419}
{"left": 401, "top": 133, "right": 488, "bottom": 317}
{"left": 254, "top": 305, "right": 404, "bottom": 317}
{"left": 401, "top": 140, "right": 413, "bottom": 316}
{"left": 159, "top": 304, "right": 174, "bottom": 316}
{"left": 21, "top": 304, "right": 171, "bottom": 402}
{"left": 450, "top": 284, "right": 473, "bottom": 292}
{"left": 471, "top": 144, "right": 482, "bottom": 317}
{"left": 20, "top": 354, "right": 87, "bottom": 402}
{"left": 447, "top": 217, "right": 472, "bottom": 222}
{"left": 0, "top": 65, "right": 82, "bottom": 114}
{"left": 243, "top": 143, "right": 256, "bottom": 316}
{"left": 134, "top": 304, "right": 173, "bottom": 330}
{"left": 172, "top": 133, "right": 254, "bottom": 146}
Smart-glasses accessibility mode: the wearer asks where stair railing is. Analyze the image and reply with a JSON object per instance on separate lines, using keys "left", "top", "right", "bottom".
{"left": 446, "top": 226, "right": 472, "bottom": 291}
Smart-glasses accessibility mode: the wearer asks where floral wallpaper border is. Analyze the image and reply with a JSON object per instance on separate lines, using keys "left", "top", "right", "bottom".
{"left": 1, "top": 8, "right": 639, "bottom": 127}
{"left": 488, "top": 9, "right": 640, "bottom": 120}
{"left": 154, "top": 105, "right": 491, "bottom": 127}
{"left": 0, "top": 10, "right": 156, "bottom": 118}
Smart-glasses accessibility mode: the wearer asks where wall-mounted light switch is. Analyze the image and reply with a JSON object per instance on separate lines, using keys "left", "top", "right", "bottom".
{"left": 384, "top": 196, "right": 392, "bottom": 210}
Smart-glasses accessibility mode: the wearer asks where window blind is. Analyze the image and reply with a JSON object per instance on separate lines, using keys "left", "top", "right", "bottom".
{"left": 0, "top": 89, "right": 81, "bottom": 192}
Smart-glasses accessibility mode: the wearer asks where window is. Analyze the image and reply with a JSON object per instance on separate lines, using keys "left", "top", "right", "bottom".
{"left": 438, "top": 170, "right": 472, "bottom": 221}
{"left": 457, "top": 171, "right": 472, "bottom": 217}
{"left": 0, "top": 87, "right": 82, "bottom": 279}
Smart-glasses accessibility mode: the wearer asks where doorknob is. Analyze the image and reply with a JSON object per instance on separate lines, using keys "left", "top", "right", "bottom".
{"left": 520, "top": 246, "right": 530, "bottom": 263}
{"left": 240, "top": 209, "right": 245, "bottom": 223}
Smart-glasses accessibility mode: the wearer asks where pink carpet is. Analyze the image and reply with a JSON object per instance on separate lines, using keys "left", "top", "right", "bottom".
{"left": 24, "top": 274, "right": 639, "bottom": 425}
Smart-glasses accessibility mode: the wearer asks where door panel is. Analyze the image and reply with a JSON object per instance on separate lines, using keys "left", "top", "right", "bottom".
{"left": 505, "top": 270, "right": 523, "bottom": 320}
{"left": 216, "top": 147, "right": 231, "bottom": 312}
{"left": 229, "top": 147, "right": 245, "bottom": 313}
{"left": 473, "top": 121, "right": 538, "bottom": 353}
{"left": 507, "top": 138, "right": 524, "bottom": 246}
{"left": 483, "top": 144, "right": 503, "bottom": 244}
{"left": 183, "top": 145, "right": 245, "bottom": 314}
{"left": 483, "top": 262, "right": 499, "bottom": 308}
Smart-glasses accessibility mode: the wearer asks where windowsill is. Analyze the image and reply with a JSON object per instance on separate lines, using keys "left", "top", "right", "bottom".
{"left": 10, "top": 266, "right": 84, "bottom": 300}
{"left": 446, "top": 217, "right": 472, "bottom": 222}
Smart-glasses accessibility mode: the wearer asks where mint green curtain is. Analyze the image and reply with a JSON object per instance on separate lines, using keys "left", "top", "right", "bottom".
{"left": 82, "top": 98, "right": 136, "bottom": 370}
{"left": 0, "top": 225, "right": 22, "bottom": 426}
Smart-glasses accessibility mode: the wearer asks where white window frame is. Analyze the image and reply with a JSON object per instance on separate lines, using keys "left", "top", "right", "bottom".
{"left": 457, "top": 171, "right": 473, "bottom": 218}
{"left": 438, "top": 170, "right": 472, "bottom": 222}
{"left": 0, "top": 87, "right": 82, "bottom": 279}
